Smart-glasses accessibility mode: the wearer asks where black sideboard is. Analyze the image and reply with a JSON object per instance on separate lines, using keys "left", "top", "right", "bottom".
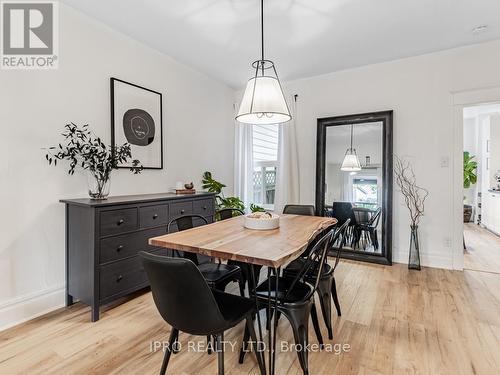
{"left": 61, "top": 192, "right": 216, "bottom": 321}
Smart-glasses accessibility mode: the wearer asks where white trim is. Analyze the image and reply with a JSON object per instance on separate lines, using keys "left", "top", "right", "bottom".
{"left": 0, "top": 285, "right": 65, "bottom": 331}
{"left": 451, "top": 85, "right": 500, "bottom": 270}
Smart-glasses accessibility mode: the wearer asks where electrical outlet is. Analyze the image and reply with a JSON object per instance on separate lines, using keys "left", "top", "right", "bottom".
{"left": 440, "top": 156, "right": 450, "bottom": 168}
{"left": 443, "top": 237, "right": 452, "bottom": 247}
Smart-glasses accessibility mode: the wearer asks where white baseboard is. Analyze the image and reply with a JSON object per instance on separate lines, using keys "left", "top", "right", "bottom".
{"left": 392, "top": 251, "right": 453, "bottom": 270}
{"left": 0, "top": 285, "right": 65, "bottom": 331}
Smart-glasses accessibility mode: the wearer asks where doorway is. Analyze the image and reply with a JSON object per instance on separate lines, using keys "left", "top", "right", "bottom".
{"left": 462, "top": 102, "right": 500, "bottom": 274}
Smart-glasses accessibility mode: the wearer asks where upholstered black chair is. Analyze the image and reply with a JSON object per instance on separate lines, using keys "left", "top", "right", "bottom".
{"left": 168, "top": 215, "right": 244, "bottom": 295}
{"left": 330, "top": 201, "right": 357, "bottom": 246}
{"left": 217, "top": 209, "right": 262, "bottom": 296}
{"left": 283, "top": 219, "right": 350, "bottom": 340}
{"left": 240, "top": 227, "right": 337, "bottom": 375}
{"left": 282, "top": 204, "right": 315, "bottom": 216}
{"left": 140, "top": 252, "right": 265, "bottom": 375}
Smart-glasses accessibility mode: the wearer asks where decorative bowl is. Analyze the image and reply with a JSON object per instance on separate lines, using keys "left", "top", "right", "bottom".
{"left": 184, "top": 182, "right": 194, "bottom": 190}
{"left": 244, "top": 212, "right": 280, "bottom": 230}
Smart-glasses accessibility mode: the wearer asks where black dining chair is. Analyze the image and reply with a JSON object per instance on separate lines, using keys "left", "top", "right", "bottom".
{"left": 218, "top": 209, "right": 262, "bottom": 296}
{"left": 217, "top": 208, "right": 245, "bottom": 220}
{"left": 330, "top": 201, "right": 357, "bottom": 246}
{"left": 239, "top": 227, "right": 337, "bottom": 375}
{"left": 283, "top": 219, "right": 350, "bottom": 340}
{"left": 140, "top": 252, "right": 265, "bottom": 375}
{"left": 356, "top": 207, "right": 382, "bottom": 250}
{"left": 282, "top": 204, "right": 315, "bottom": 216}
{"left": 168, "top": 215, "right": 245, "bottom": 295}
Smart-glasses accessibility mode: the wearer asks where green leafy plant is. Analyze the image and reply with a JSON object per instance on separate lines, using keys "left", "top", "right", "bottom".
{"left": 45, "top": 123, "right": 143, "bottom": 197}
{"left": 202, "top": 171, "right": 244, "bottom": 211}
{"left": 250, "top": 204, "right": 265, "bottom": 213}
{"left": 201, "top": 172, "right": 265, "bottom": 215}
{"left": 463, "top": 151, "right": 478, "bottom": 189}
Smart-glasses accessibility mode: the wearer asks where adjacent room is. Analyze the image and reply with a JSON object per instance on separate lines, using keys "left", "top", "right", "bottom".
{"left": 1, "top": 1, "right": 500, "bottom": 374}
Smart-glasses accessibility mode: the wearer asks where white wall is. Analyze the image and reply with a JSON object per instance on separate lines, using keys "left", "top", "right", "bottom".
{"left": 275, "top": 39, "right": 500, "bottom": 269}
{"left": 0, "top": 4, "right": 234, "bottom": 329}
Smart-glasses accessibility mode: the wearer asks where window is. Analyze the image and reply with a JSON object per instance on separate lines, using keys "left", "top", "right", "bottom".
{"left": 252, "top": 124, "right": 278, "bottom": 210}
{"left": 352, "top": 177, "right": 378, "bottom": 206}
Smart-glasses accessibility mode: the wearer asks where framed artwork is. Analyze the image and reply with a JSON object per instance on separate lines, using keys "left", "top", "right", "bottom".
{"left": 111, "top": 77, "right": 163, "bottom": 169}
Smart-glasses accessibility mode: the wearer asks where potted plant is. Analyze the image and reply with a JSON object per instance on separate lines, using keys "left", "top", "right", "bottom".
{"left": 45, "top": 123, "right": 142, "bottom": 199}
{"left": 201, "top": 171, "right": 264, "bottom": 217}
{"left": 463, "top": 151, "right": 477, "bottom": 223}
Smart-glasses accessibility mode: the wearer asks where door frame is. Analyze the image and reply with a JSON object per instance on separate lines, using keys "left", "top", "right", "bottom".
{"left": 452, "top": 86, "right": 500, "bottom": 270}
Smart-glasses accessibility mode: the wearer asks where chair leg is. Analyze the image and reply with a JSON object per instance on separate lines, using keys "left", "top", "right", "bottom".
{"left": 215, "top": 333, "right": 224, "bottom": 375}
{"left": 280, "top": 305, "right": 311, "bottom": 375}
{"left": 331, "top": 277, "right": 341, "bottom": 316}
{"left": 207, "top": 335, "right": 213, "bottom": 354}
{"left": 238, "top": 275, "right": 246, "bottom": 297}
{"left": 160, "top": 328, "right": 178, "bottom": 375}
{"left": 310, "top": 303, "right": 324, "bottom": 348}
{"left": 172, "top": 330, "right": 180, "bottom": 354}
{"left": 317, "top": 276, "right": 333, "bottom": 340}
{"left": 246, "top": 314, "right": 266, "bottom": 375}
{"left": 238, "top": 324, "right": 250, "bottom": 364}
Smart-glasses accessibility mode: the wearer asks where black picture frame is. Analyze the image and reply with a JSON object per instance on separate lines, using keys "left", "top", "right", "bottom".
{"left": 110, "top": 77, "right": 163, "bottom": 170}
{"left": 315, "top": 110, "right": 393, "bottom": 265}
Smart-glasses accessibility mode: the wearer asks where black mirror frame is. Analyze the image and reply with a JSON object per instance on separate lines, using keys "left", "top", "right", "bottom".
{"left": 315, "top": 110, "right": 393, "bottom": 265}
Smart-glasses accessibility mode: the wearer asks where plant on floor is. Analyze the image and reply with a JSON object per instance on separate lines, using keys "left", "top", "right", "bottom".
{"left": 463, "top": 151, "right": 477, "bottom": 189}
{"left": 45, "top": 123, "right": 143, "bottom": 199}
{"left": 394, "top": 155, "right": 429, "bottom": 270}
{"left": 201, "top": 171, "right": 264, "bottom": 215}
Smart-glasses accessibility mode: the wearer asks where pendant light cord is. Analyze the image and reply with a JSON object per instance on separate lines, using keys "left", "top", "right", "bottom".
{"left": 261, "top": 0, "right": 264, "bottom": 62}
{"left": 350, "top": 124, "right": 354, "bottom": 150}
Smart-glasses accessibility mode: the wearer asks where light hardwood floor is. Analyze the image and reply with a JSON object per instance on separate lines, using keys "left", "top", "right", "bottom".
{"left": 464, "top": 223, "right": 500, "bottom": 274}
{"left": 1, "top": 261, "right": 500, "bottom": 375}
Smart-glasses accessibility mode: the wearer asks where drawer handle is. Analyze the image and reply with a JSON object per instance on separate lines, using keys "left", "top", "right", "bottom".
{"left": 116, "top": 245, "right": 124, "bottom": 252}
{"left": 116, "top": 275, "right": 123, "bottom": 282}
{"left": 117, "top": 219, "right": 125, "bottom": 226}
{"left": 153, "top": 214, "right": 159, "bottom": 219}
{"left": 180, "top": 209, "right": 185, "bottom": 214}
{"left": 203, "top": 206, "right": 207, "bottom": 210}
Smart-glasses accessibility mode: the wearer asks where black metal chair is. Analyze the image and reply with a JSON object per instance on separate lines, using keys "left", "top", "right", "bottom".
{"left": 140, "top": 252, "right": 265, "bottom": 375}
{"left": 355, "top": 207, "right": 382, "bottom": 250}
{"left": 217, "top": 208, "right": 245, "bottom": 220}
{"left": 168, "top": 215, "right": 245, "bottom": 295}
{"left": 283, "top": 219, "right": 350, "bottom": 340}
{"left": 218, "top": 209, "right": 262, "bottom": 296}
{"left": 282, "top": 204, "right": 315, "bottom": 216}
{"left": 330, "top": 201, "right": 357, "bottom": 246}
{"left": 239, "top": 227, "right": 337, "bottom": 375}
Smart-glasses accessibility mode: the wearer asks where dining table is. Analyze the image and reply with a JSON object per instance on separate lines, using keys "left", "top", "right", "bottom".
{"left": 149, "top": 213, "right": 337, "bottom": 375}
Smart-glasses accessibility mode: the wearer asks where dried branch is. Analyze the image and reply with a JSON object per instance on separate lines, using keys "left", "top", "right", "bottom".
{"left": 394, "top": 155, "right": 429, "bottom": 227}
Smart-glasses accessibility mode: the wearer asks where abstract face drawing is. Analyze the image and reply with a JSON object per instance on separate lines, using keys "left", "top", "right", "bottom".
{"left": 123, "top": 108, "right": 155, "bottom": 146}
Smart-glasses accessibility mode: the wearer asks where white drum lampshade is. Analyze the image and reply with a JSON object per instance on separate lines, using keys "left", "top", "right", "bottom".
{"left": 236, "top": 75, "right": 291, "bottom": 125}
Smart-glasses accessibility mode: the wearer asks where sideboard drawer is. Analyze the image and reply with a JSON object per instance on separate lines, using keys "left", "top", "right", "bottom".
{"left": 170, "top": 201, "right": 193, "bottom": 218}
{"left": 100, "top": 208, "right": 138, "bottom": 236}
{"left": 193, "top": 198, "right": 214, "bottom": 216}
{"left": 100, "top": 257, "right": 147, "bottom": 300}
{"left": 140, "top": 204, "right": 169, "bottom": 229}
{"left": 100, "top": 227, "right": 167, "bottom": 264}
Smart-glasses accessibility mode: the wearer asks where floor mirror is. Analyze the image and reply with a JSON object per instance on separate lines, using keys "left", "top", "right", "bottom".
{"left": 315, "top": 111, "right": 393, "bottom": 265}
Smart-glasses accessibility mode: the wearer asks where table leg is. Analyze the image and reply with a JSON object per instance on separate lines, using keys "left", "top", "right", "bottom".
{"left": 249, "top": 264, "right": 266, "bottom": 374}
{"left": 270, "top": 267, "right": 280, "bottom": 375}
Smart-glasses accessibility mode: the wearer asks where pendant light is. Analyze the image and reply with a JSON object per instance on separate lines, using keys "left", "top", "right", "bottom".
{"left": 341, "top": 125, "right": 362, "bottom": 171}
{"left": 236, "top": 0, "right": 291, "bottom": 125}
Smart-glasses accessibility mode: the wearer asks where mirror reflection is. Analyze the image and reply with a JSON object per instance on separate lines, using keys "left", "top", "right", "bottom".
{"left": 324, "top": 122, "right": 383, "bottom": 254}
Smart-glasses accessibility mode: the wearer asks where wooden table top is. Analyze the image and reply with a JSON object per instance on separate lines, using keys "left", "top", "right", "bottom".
{"left": 149, "top": 214, "right": 337, "bottom": 268}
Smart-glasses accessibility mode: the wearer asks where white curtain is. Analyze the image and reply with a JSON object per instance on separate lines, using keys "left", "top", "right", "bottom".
{"left": 233, "top": 104, "right": 254, "bottom": 211}
{"left": 274, "top": 96, "right": 300, "bottom": 213}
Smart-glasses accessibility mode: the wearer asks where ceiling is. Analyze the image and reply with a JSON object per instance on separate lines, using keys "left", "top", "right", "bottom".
{"left": 62, "top": 0, "right": 500, "bottom": 88}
